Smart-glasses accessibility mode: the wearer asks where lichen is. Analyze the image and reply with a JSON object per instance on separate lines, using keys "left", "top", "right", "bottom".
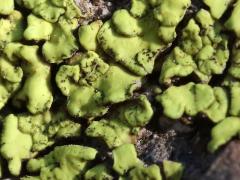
{"left": 156, "top": 83, "right": 228, "bottom": 122}
{"left": 97, "top": 0, "right": 190, "bottom": 76}
{"left": 0, "top": 11, "right": 24, "bottom": 50}
{"left": 208, "top": 117, "right": 240, "bottom": 153}
{"left": 56, "top": 51, "right": 141, "bottom": 119}
{"left": 26, "top": 145, "right": 97, "bottom": 180}
{"left": 3, "top": 43, "right": 53, "bottom": 114}
{"left": 159, "top": 9, "right": 229, "bottom": 84}
{"left": 0, "top": 111, "right": 81, "bottom": 175}
{"left": 0, "top": 0, "right": 240, "bottom": 179}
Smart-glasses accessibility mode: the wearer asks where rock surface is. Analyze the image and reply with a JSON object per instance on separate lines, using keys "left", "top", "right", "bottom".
{"left": 202, "top": 140, "right": 240, "bottom": 180}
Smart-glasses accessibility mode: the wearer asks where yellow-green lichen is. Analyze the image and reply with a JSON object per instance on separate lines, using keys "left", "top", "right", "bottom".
{"left": 26, "top": 145, "right": 97, "bottom": 180}
{"left": 56, "top": 51, "right": 141, "bottom": 119}
{"left": 97, "top": 0, "right": 190, "bottom": 76}
{"left": 0, "top": 111, "right": 81, "bottom": 175}
{"left": 160, "top": 9, "right": 229, "bottom": 84}
{"left": 156, "top": 83, "right": 228, "bottom": 122}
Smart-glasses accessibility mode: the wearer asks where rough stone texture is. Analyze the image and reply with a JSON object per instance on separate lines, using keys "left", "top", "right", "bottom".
{"left": 136, "top": 118, "right": 218, "bottom": 180}
{"left": 202, "top": 140, "right": 240, "bottom": 180}
{"left": 75, "top": 0, "right": 130, "bottom": 24}
{"left": 136, "top": 120, "right": 240, "bottom": 180}
{"left": 171, "top": 130, "right": 217, "bottom": 180}
{"left": 136, "top": 128, "right": 176, "bottom": 164}
{"left": 75, "top": 0, "right": 113, "bottom": 24}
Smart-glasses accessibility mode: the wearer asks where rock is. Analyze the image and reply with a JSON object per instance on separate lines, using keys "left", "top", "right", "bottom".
{"left": 202, "top": 140, "right": 240, "bottom": 180}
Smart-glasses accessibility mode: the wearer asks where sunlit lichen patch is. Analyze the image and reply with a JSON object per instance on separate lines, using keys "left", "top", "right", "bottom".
{"left": 159, "top": 9, "right": 229, "bottom": 84}
{"left": 0, "top": 0, "right": 240, "bottom": 179}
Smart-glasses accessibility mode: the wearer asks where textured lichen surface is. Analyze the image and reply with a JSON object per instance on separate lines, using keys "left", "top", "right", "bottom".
{"left": 0, "top": 0, "right": 240, "bottom": 179}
